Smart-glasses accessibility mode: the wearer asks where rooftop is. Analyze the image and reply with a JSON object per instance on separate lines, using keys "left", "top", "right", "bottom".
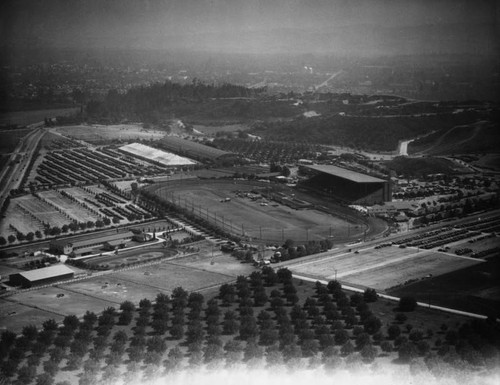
{"left": 14, "top": 264, "right": 75, "bottom": 282}
{"left": 304, "top": 164, "right": 386, "bottom": 183}
{"left": 119, "top": 142, "right": 196, "bottom": 166}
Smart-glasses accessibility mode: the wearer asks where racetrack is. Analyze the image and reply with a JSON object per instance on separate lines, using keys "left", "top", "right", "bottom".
{"left": 148, "top": 179, "right": 372, "bottom": 244}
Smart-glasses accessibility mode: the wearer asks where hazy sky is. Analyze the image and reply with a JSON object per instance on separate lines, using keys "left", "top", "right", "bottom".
{"left": 1, "top": 0, "right": 498, "bottom": 55}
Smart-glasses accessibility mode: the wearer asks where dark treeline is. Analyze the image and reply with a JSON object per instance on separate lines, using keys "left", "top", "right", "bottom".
{"left": 251, "top": 111, "right": 480, "bottom": 152}
{"left": 86, "top": 80, "right": 264, "bottom": 123}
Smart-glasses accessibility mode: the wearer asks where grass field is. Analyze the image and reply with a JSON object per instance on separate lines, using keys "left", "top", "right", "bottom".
{"left": 0, "top": 242, "right": 252, "bottom": 333}
{"left": 388, "top": 256, "right": 500, "bottom": 318}
{"left": 192, "top": 123, "right": 249, "bottom": 135}
{"left": 152, "top": 180, "right": 364, "bottom": 244}
{"left": 53, "top": 124, "right": 166, "bottom": 143}
{"left": 0, "top": 298, "right": 65, "bottom": 332}
{"left": 288, "top": 245, "right": 483, "bottom": 292}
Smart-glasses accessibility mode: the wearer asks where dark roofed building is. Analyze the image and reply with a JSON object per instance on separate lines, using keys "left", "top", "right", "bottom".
{"left": 50, "top": 231, "right": 134, "bottom": 255}
{"left": 160, "top": 136, "right": 235, "bottom": 161}
{"left": 303, "top": 164, "right": 386, "bottom": 184}
{"left": 9, "top": 265, "right": 75, "bottom": 288}
{"left": 300, "top": 164, "right": 391, "bottom": 205}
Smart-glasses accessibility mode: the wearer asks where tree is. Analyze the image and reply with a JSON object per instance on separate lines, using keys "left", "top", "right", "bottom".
{"left": 222, "top": 311, "right": 239, "bottom": 335}
{"left": 363, "top": 315, "right": 382, "bottom": 335}
{"left": 239, "top": 315, "right": 258, "bottom": 341}
{"left": 253, "top": 287, "right": 268, "bottom": 306}
{"left": 224, "top": 339, "right": 243, "bottom": 366}
{"left": 36, "top": 373, "right": 54, "bottom": 385}
{"left": 243, "top": 340, "right": 264, "bottom": 362}
{"left": 417, "top": 340, "right": 431, "bottom": 356}
{"left": 0, "top": 236, "right": 6, "bottom": 246}
{"left": 203, "top": 343, "right": 224, "bottom": 365}
{"left": 170, "top": 323, "right": 184, "bottom": 340}
{"left": 147, "top": 336, "right": 167, "bottom": 354}
{"left": 363, "top": 288, "right": 378, "bottom": 303}
{"left": 341, "top": 341, "right": 355, "bottom": 356}
{"left": 301, "top": 338, "right": 319, "bottom": 357}
{"left": 1, "top": 359, "right": 19, "bottom": 377}
{"left": 334, "top": 329, "right": 349, "bottom": 345}
{"left": 43, "top": 358, "right": 59, "bottom": 377}
{"left": 398, "top": 342, "right": 418, "bottom": 363}
{"left": 171, "top": 287, "right": 188, "bottom": 310}
{"left": 63, "top": 314, "right": 80, "bottom": 332}
{"left": 8, "top": 234, "right": 16, "bottom": 243}
{"left": 355, "top": 333, "right": 372, "bottom": 350}
{"left": 43, "top": 319, "right": 59, "bottom": 333}
{"left": 398, "top": 296, "right": 417, "bottom": 312}
{"left": 22, "top": 324, "right": 38, "bottom": 340}
{"left": 165, "top": 345, "right": 183, "bottom": 372}
{"left": 387, "top": 324, "right": 402, "bottom": 340}
{"left": 120, "top": 300, "right": 135, "bottom": 313}
{"left": 186, "top": 320, "right": 205, "bottom": 345}
{"left": 277, "top": 268, "right": 292, "bottom": 283}
{"left": 409, "top": 329, "right": 424, "bottom": 343}
{"left": 66, "top": 353, "right": 83, "bottom": 370}
{"left": 381, "top": 341, "right": 393, "bottom": 353}
{"left": 17, "top": 365, "right": 37, "bottom": 385}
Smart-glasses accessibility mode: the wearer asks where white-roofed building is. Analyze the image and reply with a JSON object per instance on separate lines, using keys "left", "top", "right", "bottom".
{"left": 9, "top": 265, "right": 75, "bottom": 288}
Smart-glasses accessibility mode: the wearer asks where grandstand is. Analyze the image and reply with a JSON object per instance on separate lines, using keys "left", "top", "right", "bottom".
{"left": 159, "top": 136, "right": 236, "bottom": 162}
{"left": 300, "top": 164, "right": 391, "bottom": 205}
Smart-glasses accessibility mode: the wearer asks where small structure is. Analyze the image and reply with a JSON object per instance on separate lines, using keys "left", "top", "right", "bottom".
{"left": 9, "top": 265, "right": 75, "bottom": 288}
{"left": 50, "top": 231, "right": 135, "bottom": 256}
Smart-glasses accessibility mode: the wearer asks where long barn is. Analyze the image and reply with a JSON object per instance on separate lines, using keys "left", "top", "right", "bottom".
{"left": 9, "top": 265, "right": 75, "bottom": 288}
{"left": 300, "top": 164, "right": 391, "bottom": 205}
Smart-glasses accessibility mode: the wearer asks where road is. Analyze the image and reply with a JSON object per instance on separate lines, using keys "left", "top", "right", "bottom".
{"left": 314, "top": 70, "right": 346, "bottom": 89}
{"left": 398, "top": 139, "right": 414, "bottom": 156}
{"left": 0, "top": 123, "right": 46, "bottom": 209}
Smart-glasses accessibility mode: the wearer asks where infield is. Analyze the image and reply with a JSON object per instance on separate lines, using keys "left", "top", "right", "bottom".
{"left": 150, "top": 180, "right": 368, "bottom": 244}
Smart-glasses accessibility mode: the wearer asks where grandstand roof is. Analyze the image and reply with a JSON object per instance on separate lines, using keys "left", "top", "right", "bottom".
{"left": 303, "top": 164, "right": 386, "bottom": 183}
{"left": 161, "top": 136, "right": 232, "bottom": 160}
{"left": 119, "top": 143, "right": 196, "bottom": 166}
{"left": 15, "top": 265, "right": 74, "bottom": 282}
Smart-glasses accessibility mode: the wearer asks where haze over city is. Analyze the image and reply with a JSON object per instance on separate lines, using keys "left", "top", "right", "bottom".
{"left": 0, "top": 1, "right": 499, "bottom": 385}
{"left": 2, "top": 0, "right": 499, "bottom": 55}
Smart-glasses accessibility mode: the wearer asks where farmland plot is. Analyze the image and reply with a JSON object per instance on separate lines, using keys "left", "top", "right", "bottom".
{"left": 54, "top": 124, "right": 166, "bottom": 143}
{"left": 289, "top": 245, "right": 483, "bottom": 292}
{"left": 16, "top": 195, "right": 70, "bottom": 227}
{"left": 38, "top": 190, "right": 98, "bottom": 223}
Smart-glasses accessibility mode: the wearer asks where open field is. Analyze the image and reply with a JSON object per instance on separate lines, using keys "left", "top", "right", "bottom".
{"left": 39, "top": 190, "right": 97, "bottom": 223}
{"left": 53, "top": 124, "right": 166, "bottom": 143}
{"left": 287, "top": 245, "right": 483, "bottom": 292}
{"left": 0, "top": 298, "right": 65, "bottom": 332}
{"left": 150, "top": 180, "right": 366, "bottom": 243}
{"left": 0, "top": 184, "right": 153, "bottom": 240}
{"left": 192, "top": 123, "right": 249, "bottom": 135}
{"left": 1, "top": 249, "right": 250, "bottom": 333}
{"left": 388, "top": 256, "right": 500, "bottom": 318}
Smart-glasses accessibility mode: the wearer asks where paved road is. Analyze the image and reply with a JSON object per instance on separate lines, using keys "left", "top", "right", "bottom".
{"left": 0, "top": 123, "right": 46, "bottom": 208}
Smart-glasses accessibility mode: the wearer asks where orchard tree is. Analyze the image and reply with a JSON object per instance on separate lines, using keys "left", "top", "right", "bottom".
{"left": 399, "top": 342, "right": 418, "bottom": 363}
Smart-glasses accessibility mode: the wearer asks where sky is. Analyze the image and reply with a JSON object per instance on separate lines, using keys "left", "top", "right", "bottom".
{"left": 1, "top": 0, "right": 498, "bottom": 55}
